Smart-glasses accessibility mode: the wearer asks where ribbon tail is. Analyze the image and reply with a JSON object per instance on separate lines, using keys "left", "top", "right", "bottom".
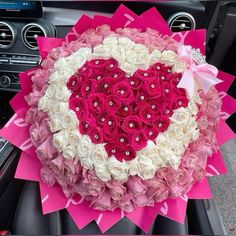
{"left": 195, "top": 72, "right": 223, "bottom": 94}
{"left": 177, "top": 70, "right": 195, "bottom": 97}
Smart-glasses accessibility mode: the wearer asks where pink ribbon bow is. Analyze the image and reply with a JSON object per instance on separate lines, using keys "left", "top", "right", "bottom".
{"left": 177, "top": 45, "right": 223, "bottom": 97}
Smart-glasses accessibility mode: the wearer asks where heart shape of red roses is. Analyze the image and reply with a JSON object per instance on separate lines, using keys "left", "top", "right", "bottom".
{"left": 67, "top": 58, "right": 189, "bottom": 162}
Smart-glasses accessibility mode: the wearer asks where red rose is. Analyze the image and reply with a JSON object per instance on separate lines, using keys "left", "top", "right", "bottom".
{"left": 77, "top": 64, "right": 93, "bottom": 78}
{"left": 104, "top": 95, "right": 121, "bottom": 114}
{"left": 67, "top": 74, "right": 82, "bottom": 91}
{"left": 98, "top": 77, "right": 116, "bottom": 94}
{"left": 151, "top": 62, "right": 164, "bottom": 72}
{"left": 146, "top": 97, "right": 166, "bottom": 114}
{"left": 134, "top": 69, "right": 156, "bottom": 80}
{"left": 155, "top": 115, "right": 170, "bottom": 132}
{"left": 88, "top": 93, "right": 105, "bottom": 114}
{"left": 139, "top": 106, "right": 156, "bottom": 124}
{"left": 105, "top": 142, "right": 122, "bottom": 157}
{"left": 69, "top": 97, "right": 88, "bottom": 119}
{"left": 90, "top": 126, "right": 104, "bottom": 144}
{"left": 117, "top": 103, "right": 133, "bottom": 120}
{"left": 122, "top": 115, "right": 142, "bottom": 134}
{"left": 126, "top": 75, "right": 141, "bottom": 90}
{"left": 170, "top": 72, "right": 182, "bottom": 86}
{"left": 143, "top": 124, "right": 159, "bottom": 140}
{"left": 111, "top": 81, "right": 134, "bottom": 102}
{"left": 143, "top": 77, "right": 161, "bottom": 97}
{"left": 103, "top": 114, "right": 119, "bottom": 137}
{"left": 115, "top": 145, "right": 136, "bottom": 161}
{"left": 80, "top": 79, "right": 97, "bottom": 97}
{"left": 79, "top": 114, "right": 96, "bottom": 135}
{"left": 171, "top": 96, "right": 189, "bottom": 110}
{"left": 88, "top": 58, "right": 107, "bottom": 69}
{"left": 130, "top": 132, "right": 147, "bottom": 151}
{"left": 107, "top": 68, "right": 125, "bottom": 81}
{"left": 105, "top": 58, "right": 118, "bottom": 71}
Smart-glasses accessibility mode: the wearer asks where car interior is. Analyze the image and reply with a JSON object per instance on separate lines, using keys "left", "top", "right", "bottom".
{"left": 0, "top": 1, "right": 235, "bottom": 235}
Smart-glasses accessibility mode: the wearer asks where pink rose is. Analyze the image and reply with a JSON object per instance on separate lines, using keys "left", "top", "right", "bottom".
{"left": 118, "top": 194, "right": 134, "bottom": 213}
{"left": 36, "top": 137, "right": 58, "bottom": 161}
{"left": 133, "top": 194, "right": 154, "bottom": 207}
{"left": 25, "top": 86, "right": 46, "bottom": 106}
{"left": 93, "top": 190, "right": 114, "bottom": 211}
{"left": 126, "top": 176, "right": 147, "bottom": 196}
{"left": 40, "top": 166, "right": 55, "bottom": 187}
{"left": 107, "top": 181, "right": 126, "bottom": 201}
{"left": 30, "top": 119, "right": 50, "bottom": 146}
{"left": 25, "top": 108, "right": 47, "bottom": 124}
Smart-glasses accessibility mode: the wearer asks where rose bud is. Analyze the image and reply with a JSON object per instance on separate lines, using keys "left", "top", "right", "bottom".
{"left": 122, "top": 115, "right": 142, "bottom": 134}
{"left": 69, "top": 97, "right": 88, "bottom": 119}
{"left": 80, "top": 79, "right": 97, "bottom": 97}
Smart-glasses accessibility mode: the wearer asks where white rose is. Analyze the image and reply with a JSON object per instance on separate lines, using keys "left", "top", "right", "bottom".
{"left": 118, "top": 37, "right": 135, "bottom": 49}
{"left": 67, "top": 53, "right": 87, "bottom": 71}
{"left": 136, "top": 52, "right": 151, "bottom": 68}
{"left": 138, "top": 141, "right": 163, "bottom": 167}
{"left": 120, "top": 62, "right": 136, "bottom": 75}
{"left": 53, "top": 130, "right": 69, "bottom": 151}
{"left": 168, "top": 125, "right": 188, "bottom": 142}
{"left": 125, "top": 50, "right": 137, "bottom": 64}
{"left": 170, "top": 107, "right": 191, "bottom": 125}
{"left": 49, "top": 116, "right": 63, "bottom": 132}
{"left": 91, "top": 144, "right": 108, "bottom": 165}
{"left": 107, "top": 156, "right": 128, "bottom": 181}
{"left": 160, "top": 50, "right": 177, "bottom": 65}
{"left": 103, "top": 36, "right": 118, "bottom": 46}
{"left": 111, "top": 45, "right": 126, "bottom": 63}
{"left": 49, "top": 102, "right": 68, "bottom": 116}
{"left": 150, "top": 49, "right": 162, "bottom": 62}
{"left": 63, "top": 145, "right": 77, "bottom": 159}
{"left": 95, "top": 166, "right": 111, "bottom": 181}
{"left": 77, "top": 135, "right": 93, "bottom": 159}
{"left": 192, "top": 92, "right": 202, "bottom": 104}
{"left": 159, "top": 149, "right": 177, "bottom": 165}
{"left": 68, "top": 130, "right": 82, "bottom": 147}
{"left": 38, "top": 96, "right": 49, "bottom": 112}
{"left": 187, "top": 100, "right": 198, "bottom": 115}
{"left": 45, "top": 84, "right": 56, "bottom": 98}
{"left": 93, "top": 44, "right": 111, "bottom": 57}
{"left": 133, "top": 44, "right": 148, "bottom": 54}
{"left": 173, "top": 59, "right": 186, "bottom": 73}
{"left": 54, "top": 85, "right": 71, "bottom": 102}
{"left": 169, "top": 140, "right": 185, "bottom": 156}
{"left": 80, "top": 157, "right": 93, "bottom": 170}
{"left": 184, "top": 120, "right": 199, "bottom": 141}
{"left": 74, "top": 47, "right": 92, "bottom": 58}
{"left": 138, "top": 156, "right": 156, "bottom": 180}
{"left": 129, "top": 158, "right": 140, "bottom": 176}
{"left": 167, "top": 155, "right": 181, "bottom": 170}
{"left": 61, "top": 110, "right": 78, "bottom": 130}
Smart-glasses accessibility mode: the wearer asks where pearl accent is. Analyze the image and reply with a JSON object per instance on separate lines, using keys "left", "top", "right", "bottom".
{"left": 120, "top": 90, "right": 125, "bottom": 95}
{"left": 120, "top": 138, "right": 125, "bottom": 142}
{"left": 158, "top": 123, "right": 163, "bottom": 128}
{"left": 72, "top": 81, "right": 76, "bottom": 86}
{"left": 94, "top": 101, "right": 98, "bottom": 107}
{"left": 140, "top": 95, "right": 144, "bottom": 100}
{"left": 75, "top": 107, "right": 80, "bottom": 112}
{"left": 95, "top": 60, "right": 100, "bottom": 64}
{"left": 129, "top": 123, "right": 134, "bottom": 128}
{"left": 135, "top": 136, "right": 140, "bottom": 142}
{"left": 130, "top": 81, "right": 135, "bottom": 85}
{"left": 149, "top": 131, "right": 153, "bottom": 136}
{"left": 108, "top": 120, "right": 112, "bottom": 126}
{"left": 146, "top": 114, "right": 151, "bottom": 119}
{"left": 95, "top": 134, "right": 99, "bottom": 139}
{"left": 125, "top": 151, "right": 130, "bottom": 156}
{"left": 165, "top": 89, "right": 169, "bottom": 93}
{"left": 85, "top": 124, "right": 89, "bottom": 128}
{"left": 104, "top": 83, "right": 108, "bottom": 88}
{"left": 124, "top": 107, "right": 128, "bottom": 111}
{"left": 144, "top": 73, "right": 148, "bottom": 76}
{"left": 150, "top": 84, "right": 155, "bottom": 89}
{"left": 152, "top": 105, "right": 156, "bottom": 109}
{"left": 86, "top": 86, "right": 90, "bottom": 91}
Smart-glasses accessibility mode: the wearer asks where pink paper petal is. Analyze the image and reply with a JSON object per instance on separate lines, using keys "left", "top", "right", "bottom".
{"left": 0, "top": 113, "right": 35, "bottom": 157}
{"left": 141, "top": 7, "right": 168, "bottom": 26}
{"left": 90, "top": 15, "right": 112, "bottom": 28}
{"left": 15, "top": 151, "right": 41, "bottom": 181}
{"left": 96, "top": 208, "right": 121, "bottom": 233}
{"left": 129, "top": 16, "right": 171, "bottom": 35}
{"left": 39, "top": 181, "right": 67, "bottom": 214}
{"left": 126, "top": 204, "right": 161, "bottom": 233}
{"left": 19, "top": 68, "right": 35, "bottom": 90}
{"left": 160, "top": 198, "right": 188, "bottom": 224}
{"left": 110, "top": 4, "right": 138, "bottom": 30}
{"left": 63, "top": 15, "right": 92, "bottom": 44}
{"left": 173, "top": 29, "right": 206, "bottom": 55}
{"left": 217, "top": 70, "right": 235, "bottom": 92}
{"left": 220, "top": 93, "right": 236, "bottom": 119}
{"left": 10, "top": 89, "right": 29, "bottom": 117}
{"left": 216, "top": 120, "right": 236, "bottom": 146}
{"left": 37, "top": 37, "right": 64, "bottom": 60}
{"left": 67, "top": 199, "right": 100, "bottom": 229}
{"left": 187, "top": 177, "right": 212, "bottom": 199}
{"left": 206, "top": 151, "right": 227, "bottom": 176}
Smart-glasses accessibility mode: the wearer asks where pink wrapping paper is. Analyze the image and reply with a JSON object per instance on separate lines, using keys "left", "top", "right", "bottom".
{"left": 0, "top": 5, "right": 235, "bottom": 233}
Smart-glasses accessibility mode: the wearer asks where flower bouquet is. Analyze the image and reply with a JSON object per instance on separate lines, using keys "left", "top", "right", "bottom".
{"left": 1, "top": 5, "right": 236, "bottom": 233}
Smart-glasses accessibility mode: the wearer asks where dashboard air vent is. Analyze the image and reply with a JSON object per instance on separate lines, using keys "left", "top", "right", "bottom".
{"left": 22, "top": 23, "right": 47, "bottom": 50}
{"left": 0, "top": 22, "right": 14, "bottom": 49}
{"left": 168, "top": 12, "right": 196, "bottom": 32}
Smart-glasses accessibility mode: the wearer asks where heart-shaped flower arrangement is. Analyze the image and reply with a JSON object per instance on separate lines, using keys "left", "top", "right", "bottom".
{"left": 25, "top": 27, "right": 222, "bottom": 212}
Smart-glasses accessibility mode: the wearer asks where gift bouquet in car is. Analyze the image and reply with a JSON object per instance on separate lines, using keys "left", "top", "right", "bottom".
{"left": 0, "top": 5, "right": 235, "bottom": 233}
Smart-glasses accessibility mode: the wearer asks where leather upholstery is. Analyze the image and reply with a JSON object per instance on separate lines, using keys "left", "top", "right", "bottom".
{"left": 13, "top": 181, "right": 188, "bottom": 234}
